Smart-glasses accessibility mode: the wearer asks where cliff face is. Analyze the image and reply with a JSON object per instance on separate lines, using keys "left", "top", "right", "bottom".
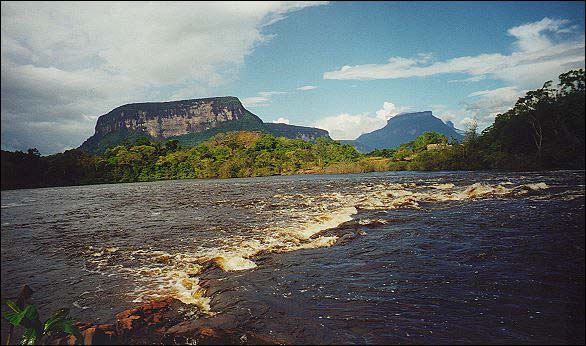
{"left": 79, "top": 96, "right": 329, "bottom": 153}
{"left": 93, "top": 97, "right": 255, "bottom": 140}
{"left": 264, "top": 123, "right": 330, "bottom": 142}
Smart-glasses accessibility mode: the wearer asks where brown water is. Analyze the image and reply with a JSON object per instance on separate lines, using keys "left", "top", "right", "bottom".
{"left": 1, "top": 170, "right": 584, "bottom": 344}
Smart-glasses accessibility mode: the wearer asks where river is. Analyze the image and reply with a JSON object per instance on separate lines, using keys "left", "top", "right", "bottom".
{"left": 1, "top": 170, "right": 584, "bottom": 344}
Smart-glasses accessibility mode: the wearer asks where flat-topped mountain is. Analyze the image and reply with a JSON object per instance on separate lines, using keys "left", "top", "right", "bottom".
{"left": 92, "top": 97, "right": 251, "bottom": 139}
{"left": 79, "top": 97, "right": 329, "bottom": 153}
{"left": 348, "top": 111, "right": 464, "bottom": 152}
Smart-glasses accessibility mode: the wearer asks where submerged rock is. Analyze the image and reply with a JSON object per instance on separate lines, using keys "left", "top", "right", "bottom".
{"left": 47, "top": 298, "right": 182, "bottom": 345}
{"left": 163, "top": 320, "right": 285, "bottom": 345}
{"left": 45, "top": 298, "right": 284, "bottom": 345}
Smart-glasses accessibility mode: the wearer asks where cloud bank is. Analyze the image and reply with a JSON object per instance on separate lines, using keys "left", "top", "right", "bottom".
{"left": 323, "top": 17, "right": 584, "bottom": 131}
{"left": 1, "top": 1, "right": 326, "bottom": 154}
{"left": 272, "top": 117, "right": 291, "bottom": 124}
{"left": 297, "top": 85, "right": 318, "bottom": 91}
{"left": 323, "top": 18, "right": 585, "bottom": 88}
{"left": 241, "top": 91, "right": 288, "bottom": 108}
{"left": 314, "top": 102, "right": 408, "bottom": 140}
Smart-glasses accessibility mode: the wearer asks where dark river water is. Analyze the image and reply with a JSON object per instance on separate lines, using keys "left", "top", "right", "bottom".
{"left": 1, "top": 171, "right": 584, "bottom": 344}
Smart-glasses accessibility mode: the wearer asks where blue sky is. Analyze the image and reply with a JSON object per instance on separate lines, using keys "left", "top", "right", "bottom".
{"left": 1, "top": 1, "right": 585, "bottom": 153}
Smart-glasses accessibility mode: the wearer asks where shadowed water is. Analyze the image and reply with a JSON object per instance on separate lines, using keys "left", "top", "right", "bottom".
{"left": 1, "top": 171, "right": 584, "bottom": 344}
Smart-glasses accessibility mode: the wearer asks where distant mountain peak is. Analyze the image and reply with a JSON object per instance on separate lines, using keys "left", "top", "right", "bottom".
{"left": 395, "top": 110, "right": 433, "bottom": 117}
{"left": 387, "top": 111, "right": 433, "bottom": 123}
{"left": 445, "top": 120, "right": 466, "bottom": 136}
{"left": 350, "top": 110, "right": 464, "bottom": 152}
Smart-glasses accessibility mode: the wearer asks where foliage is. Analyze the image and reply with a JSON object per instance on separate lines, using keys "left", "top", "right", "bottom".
{"left": 475, "top": 68, "right": 585, "bottom": 169}
{"left": 3, "top": 300, "right": 82, "bottom": 345}
{"left": 366, "top": 148, "right": 396, "bottom": 158}
{"left": 1, "top": 69, "right": 584, "bottom": 190}
{"left": 81, "top": 129, "right": 151, "bottom": 155}
{"left": 363, "top": 69, "right": 585, "bottom": 171}
{"left": 168, "top": 112, "right": 268, "bottom": 148}
{"left": 1, "top": 131, "right": 362, "bottom": 189}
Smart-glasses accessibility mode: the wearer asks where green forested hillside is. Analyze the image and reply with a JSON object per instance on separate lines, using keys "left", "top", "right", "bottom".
{"left": 404, "top": 69, "right": 585, "bottom": 171}
{"left": 1, "top": 132, "right": 362, "bottom": 189}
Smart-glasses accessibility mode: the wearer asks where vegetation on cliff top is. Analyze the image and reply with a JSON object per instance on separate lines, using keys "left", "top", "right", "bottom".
{"left": 1, "top": 69, "right": 584, "bottom": 190}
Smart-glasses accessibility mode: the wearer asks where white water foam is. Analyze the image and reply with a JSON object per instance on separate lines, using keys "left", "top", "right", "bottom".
{"left": 84, "top": 180, "right": 550, "bottom": 311}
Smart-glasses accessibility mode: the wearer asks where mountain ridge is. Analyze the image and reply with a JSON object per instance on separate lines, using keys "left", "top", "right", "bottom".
{"left": 347, "top": 111, "right": 464, "bottom": 152}
{"left": 79, "top": 96, "right": 330, "bottom": 154}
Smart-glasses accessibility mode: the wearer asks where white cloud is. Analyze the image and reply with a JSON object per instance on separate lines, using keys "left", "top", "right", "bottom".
{"left": 323, "top": 17, "right": 584, "bottom": 133}
{"left": 0, "top": 2, "right": 327, "bottom": 154}
{"left": 375, "top": 102, "right": 403, "bottom": 120}
{"left": 508, "top": 17, "right": 571, "bottom": 52}
{"left": 440, "top": 113, "right": 458, "bottom": 123}
{"left": 314, "top": 113, "right": 379, "bottom": 140}
{"left": 244, "top": 84, "right": 317, "bottom": 109}
{"left": 241, "top": 91, "right": 287, "bottom": 108}
{"left": 448, "top": 75, "right": 486, "bottom": 83}
{"left": 272, "top": 117, "right": 290, "bottom": 124}
{"left": 463, "top": 86, "right": 527, "bottom": 127}
{"left": 421, "top": 87, "right": 528, "bottom": 132}
{"left": 297, "top": 85, "right": 318, "bottom": 91}
{"left": 313, "top": 101, "right": 408, "bottom": 140}
{"left": 323, "top": 17, "right": 585, "bottom": 88}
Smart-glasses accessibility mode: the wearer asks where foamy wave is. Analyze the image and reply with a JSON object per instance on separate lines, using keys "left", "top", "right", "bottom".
{"left": 523, "top": 182, "right": 549, "bottom": 190}
{"left": 289, "top": 207, "right": 357, "bottom": 240}
{"left": 169, "top": 272, "right": 210, "bottom": 310}
{"left": 83, "top": 205, "right": 357, "bottom": 309}
{"left": 212, "top": 255, "right": 257, "bottom": 271}
{"left": 82, "top": 180, "right": 550, "bottom": 310}
{"left": 353, "top": 181, "right": 550, "bottom": 210}
{"left": 428, "top": 183, "right": 456, "bottom": 190}
{"left": 358, "top": 218, "right": 389, "bottom": 226}
{"left": 198, "top": 206, "right": 357, "bottom": 272}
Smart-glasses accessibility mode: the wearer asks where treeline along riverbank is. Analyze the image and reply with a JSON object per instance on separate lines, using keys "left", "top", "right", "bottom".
{"left": 2, "top": 69, "right": 584, "bottom": 190}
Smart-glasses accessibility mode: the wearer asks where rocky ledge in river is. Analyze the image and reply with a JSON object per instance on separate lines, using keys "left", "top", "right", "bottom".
{"left": 45, "top": 298, "right": 284, "bottom": 345}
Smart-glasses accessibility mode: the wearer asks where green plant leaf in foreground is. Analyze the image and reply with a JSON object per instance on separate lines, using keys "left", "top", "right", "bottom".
{"left": 5, "top": 300, "right": 22, "bottom": 313}
{"left": 43, "top": 308, "right": 70, "bottom": 333}
{"left": 4, "top": 299, "right": 82, "bottom": 345}
{"left": 4, "top": 311, "right": 25, "bottom": 327}
{"left": 22, "top": 305, "right": 39, "bottom": 322}
{"left": 20, "top": 328, "right": 39, "bottom": 345}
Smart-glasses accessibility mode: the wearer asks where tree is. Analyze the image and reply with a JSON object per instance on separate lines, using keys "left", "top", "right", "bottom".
{"left": 27, "top": 148, "right": 41, "bottom": 157}
{"left": 513, "top": 82, "right": 556, "bottom": 158}
{"left": 165, "top": 139, "right": 179, "bottom": 152}
{"left": 463, "top": 119, "right": 478, "bottom": 144}
{"left": 133, "top": 136, "right": 153, "bottom": 147}
{"left": 558, "top": 68, "right": 585, "bottom": 97}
